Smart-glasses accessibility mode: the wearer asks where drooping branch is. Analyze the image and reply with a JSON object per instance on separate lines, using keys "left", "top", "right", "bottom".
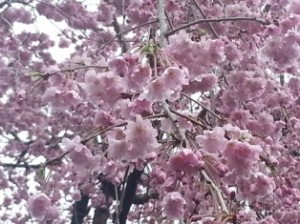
{"left": 100, "top": 16, "right": 270, "bottom": 51}
{"left": 200, "top": 170, "right": 229, "bottom": 214}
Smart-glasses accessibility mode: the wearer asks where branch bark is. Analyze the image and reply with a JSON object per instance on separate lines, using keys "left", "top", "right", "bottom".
{"left": 112, "top": 16, "right": 128, "bottom": 53}
{"left": 1, "top": 163, "right": 41, "bottom": 169}
{"left": 93, "top": 206, "right": 109, "bottom": 224}
{"left": 118, "top": 168, "right": 143, "bottom": 224}
{"left": 71, "top": 194, "right": 90, "bottom": 224}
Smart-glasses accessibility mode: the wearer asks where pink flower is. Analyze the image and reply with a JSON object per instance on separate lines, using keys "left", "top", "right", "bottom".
{"left": 195, "top": 73, "right": 218, "bottom": 92}
{"left": 108, "top": 57, "right": 128, "bottom": 76}
{"left": 224, "top": 42, "right": 242, "bottom": 63}
{"left": 45, "top": 206, "right": 59, "bottom": 220}
{"left": 225, "top": 2, "right": 250, "bottom": 17}
{"left": 94, "top": 110, "right": 115, "bottom": 126}
{"left": 151, "top": 168, "right": 167, "bottom": 185}
{"left": 69, "top": 145, "right": 93, "bottom": 167}
{"left": 196, "top": 127, "right": 228, "bottom": 154}
{"left": 163, "top": 192, "right": 186, "bottom": 220}
{"left": 237, "top": 173, "right": 275, "bottom": 201}
{"left": 161, "top": 118, "right": 174, "bottom": 132}
{"left": 125, "top": 115, "right": 160, "bottom": 160}
{"left": 36, "top": 2, "right": 64, "bottom": 22}
{"left": 61, "top": 136, "right": 93, "bottom": 167}
{"left": 161, "top": 67, "right": 188, "bottom": 89}
{"left": 130, "top": 99, "right": 153, "bottom": 116}
{"left": 145, "top": 77, "right": 172, "bottom": 102}
{"left": 85, "top": 70, "right": 124, "bottom": 103}
{"left": 42, "top": 87, "right": 62, "bottom": 106}
{"left": 261, "top": 36, "right": 300, "bottom": 71}
{"left": 27, "top": 193, "right": 51, "bottom": 219}
{"left": 71, "top": 190, "right": 82, "bottom": 201}
{"left": 125, "top": 64, "right": 152, "bottom": 94}
{"left": 97, "top": 2, "right": 114, "bottom": 24}
{"left": 169, "top": 148, "right": 202, "bottom": 174}
{"left": 246, "top": 112, "right": 276, "bottom": 137}
{"left": 288, "top": 0, "right": 300, "bottom": 14}
{"left": 224, "top": 140, "right": 261, "bottom": 176}
{"left": 108, "top": 139, "right": 130, "bottom": 161}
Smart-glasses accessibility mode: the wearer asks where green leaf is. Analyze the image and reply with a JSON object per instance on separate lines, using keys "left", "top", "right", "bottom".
{"left": 37, "top": 166, "right": 45, "bottom": 180}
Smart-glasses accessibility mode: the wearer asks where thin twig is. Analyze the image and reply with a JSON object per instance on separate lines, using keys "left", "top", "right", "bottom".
{"left": 101, "top": 19, "right": 159, "bottom": 50}
{"left": 165, "top": 16, "right": 270, "bottom": 37}
{"left": 169, "top": 108, "right": 209, "bottom": 129}
{"left": 181, "top": 92, "right": 222, "bottom": 120}
{"left": 164, "top": 10, "right": 173, "bottom": 30}
{"left": 0, "top": 163, "right": 41, "bottom": 169}
{"left": 201, "top": 170, "right": 229, "bottom": 214}
{"left": 191, "top": 0, "right": 220, "bottom": 38}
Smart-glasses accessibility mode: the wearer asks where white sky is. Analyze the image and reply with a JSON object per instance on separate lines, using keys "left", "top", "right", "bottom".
{"left": 13, "top": 0, "right": 99, "bottom": 62}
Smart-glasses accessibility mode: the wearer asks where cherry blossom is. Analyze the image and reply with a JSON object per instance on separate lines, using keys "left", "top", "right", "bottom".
{"left": 1, "top": 0, "right": 300, "bottom": 223}
{"left": 163, "top": 191, "right": 186, "bottom": 220}
{"left": 168, "top": 148, "right": 203, "bottom": 174}
{"left": 27, "top": 193, "right": 53, "bottom": 219}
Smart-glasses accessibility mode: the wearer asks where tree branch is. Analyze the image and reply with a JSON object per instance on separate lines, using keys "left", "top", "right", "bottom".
{"left": 133, "top": 191, "right": 159, "bottom": 204}
{"left": 181, "top": 92, "right": 222, "bottom": 120}
{"left": 93, "top": 206, "right": 109, "bottom": 224}
{"left": 71, "top": 193, "right": 90, "bottom": 224}
{"left": 112, "top": 16, "right": 128, "bottom": 53}
{"left": 200, "top": 170, "right": 229, "bottom": 214}
{"left": 0, "top": 163, "right": 41, "bottom": 169}
{"left": 165, "top": 17, "right": 270, "bottom": 37}
{"left": 101, "top": 19, "right": 159, "bottom": 50}
{"left": 0, "top": 0, "right": 11, "bottom": 9}
{"left": 118, "top": 168, "right": 143, "bottom": 224}
{"left": 191, "top": 0, "right": 220, "bottom": 38}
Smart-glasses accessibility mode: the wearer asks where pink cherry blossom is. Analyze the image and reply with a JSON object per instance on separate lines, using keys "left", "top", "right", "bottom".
{"left": 196, "top": 127, "right": 228, "bottom": 154}
{"left": 169, "top": 148, "right": 203, "bottom": 174}
{"left": 3, "top": 0, "right": 300, "bottom": 223}
{"left": 161, "top": 67, "right": 188, "bottom": 89}
{"left": 45, "top": 206, "right": 59, "bottom": 220}
{"left": 61, "top": 136, "right": 93, "bottom": 167}
{"left": 68, "top": 145, "right": 93, "bottom": 167}
{"left": 224, "top": 140, "right": 262, "bottom": 177}
{"left": 145, "top": 77, "right": 172, "bottom": 102}
{"left": 27, "top": 193, "right": 52, "bottom": 219}
{"left": 125, "top": 115, "right": 160, "bottom": 160}
{"left": 163, "top": 191, "right": 186, "bottom": 220}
